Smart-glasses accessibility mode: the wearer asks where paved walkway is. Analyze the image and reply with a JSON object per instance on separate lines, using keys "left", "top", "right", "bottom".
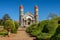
{"left": 0, "top": 27, "right": 35, "bottom": 40}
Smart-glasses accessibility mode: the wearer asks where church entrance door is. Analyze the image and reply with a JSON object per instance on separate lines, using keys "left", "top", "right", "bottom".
{"left": 27, "top": 18, "right": 31, "bottom": 25}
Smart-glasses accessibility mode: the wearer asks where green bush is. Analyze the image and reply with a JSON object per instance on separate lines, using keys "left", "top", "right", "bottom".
{"left": 4, "top": 20, "right": 19, "bottom": 33}
{"left": 11, "top": 22, "right": 19, "bottom": 33}
{"left": 26, "top": 17, "right": 60, "bottom": 40}
{"left": 14, "top": 22, "right": 19, "bottom": 33}
{"left": 26, "top": 23, "right": 38, "bottom": 33}
{"left": 0, "top": 19, "right": 3, "bottom": 26}
{"left": 0, "top": 30, "right": 8, "bottom": 36}
{"left": 30, "top": 27, "right": 40, "bottom": 36}
{"left": 50, "top": 24, "right": 60, "bottom": 40}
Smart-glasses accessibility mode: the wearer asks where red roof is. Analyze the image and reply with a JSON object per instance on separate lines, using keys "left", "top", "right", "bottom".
{"left": 20, "top": 5, "right": 23, "bottom": 9}
{"left": 35, "top": 5, "right": 38, "bottom": 9}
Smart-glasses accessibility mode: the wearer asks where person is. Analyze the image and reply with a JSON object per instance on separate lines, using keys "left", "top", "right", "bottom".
{"left": 7, "top": 28, "right": 11, "bottom": 37}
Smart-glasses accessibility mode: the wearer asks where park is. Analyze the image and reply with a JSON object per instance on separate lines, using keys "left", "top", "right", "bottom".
{"left": 0, "top": 0, "right": 60, "bottom": 40}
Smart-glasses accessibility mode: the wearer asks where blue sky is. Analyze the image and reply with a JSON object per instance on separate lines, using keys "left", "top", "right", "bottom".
{"left": 0, "top": 0, "right": 60, "bottom": 21}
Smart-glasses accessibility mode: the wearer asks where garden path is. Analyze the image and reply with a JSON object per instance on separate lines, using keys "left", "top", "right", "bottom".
{"left": 0, "top": 27, "right": 35, "bottom": 40}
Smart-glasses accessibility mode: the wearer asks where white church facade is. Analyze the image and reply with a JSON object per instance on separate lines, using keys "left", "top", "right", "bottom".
{"left": 19, "top": 5, "right": 38, "bottom": 27}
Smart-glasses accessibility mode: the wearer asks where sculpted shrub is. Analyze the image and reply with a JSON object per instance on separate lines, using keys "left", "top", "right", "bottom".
{"left": 26, "top": 17, "right": 60, "bottom": 40}
{"left": 4, "top": 20, "right": 19, "bottom": 33}
{"left": 26, "top": 23, "right": 38, "bottom": 33}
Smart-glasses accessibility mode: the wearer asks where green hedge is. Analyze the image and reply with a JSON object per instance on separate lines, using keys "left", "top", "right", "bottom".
{"left": 26, "top": 17, "right": 60, "bottom": 40}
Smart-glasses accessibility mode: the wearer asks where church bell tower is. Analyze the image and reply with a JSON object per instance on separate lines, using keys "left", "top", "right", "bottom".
{"left": 34, "top": 5, "right": 38, "bottom": 23}
{"left": 19, "top": 5, "right": 24, "bottom": 27}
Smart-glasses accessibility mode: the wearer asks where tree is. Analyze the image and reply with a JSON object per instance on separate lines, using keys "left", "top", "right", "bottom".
{"left": 4, "top": 20, "right": 15, "bottom": 36}
{"left": 4, "top": 20, "right": 19, "bottom": 33}
{"left": 3, "top": 14, "right": 11, "bottom": 21}
{"left": 47, "top": 13, "right": 58, "bottom": 20}
{"left": 14, "top": 22, "right": 19, "bottom": 33}
{"left": 4, "top": 20, "right": 15, "bottom": 33}
{"left": 0, "top": 19, "right": 3, "bottom": 25}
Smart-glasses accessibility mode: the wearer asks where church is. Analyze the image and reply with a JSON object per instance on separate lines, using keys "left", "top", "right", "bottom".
{"left": 19, "top": 5, "right": 38, "bottom": 27}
